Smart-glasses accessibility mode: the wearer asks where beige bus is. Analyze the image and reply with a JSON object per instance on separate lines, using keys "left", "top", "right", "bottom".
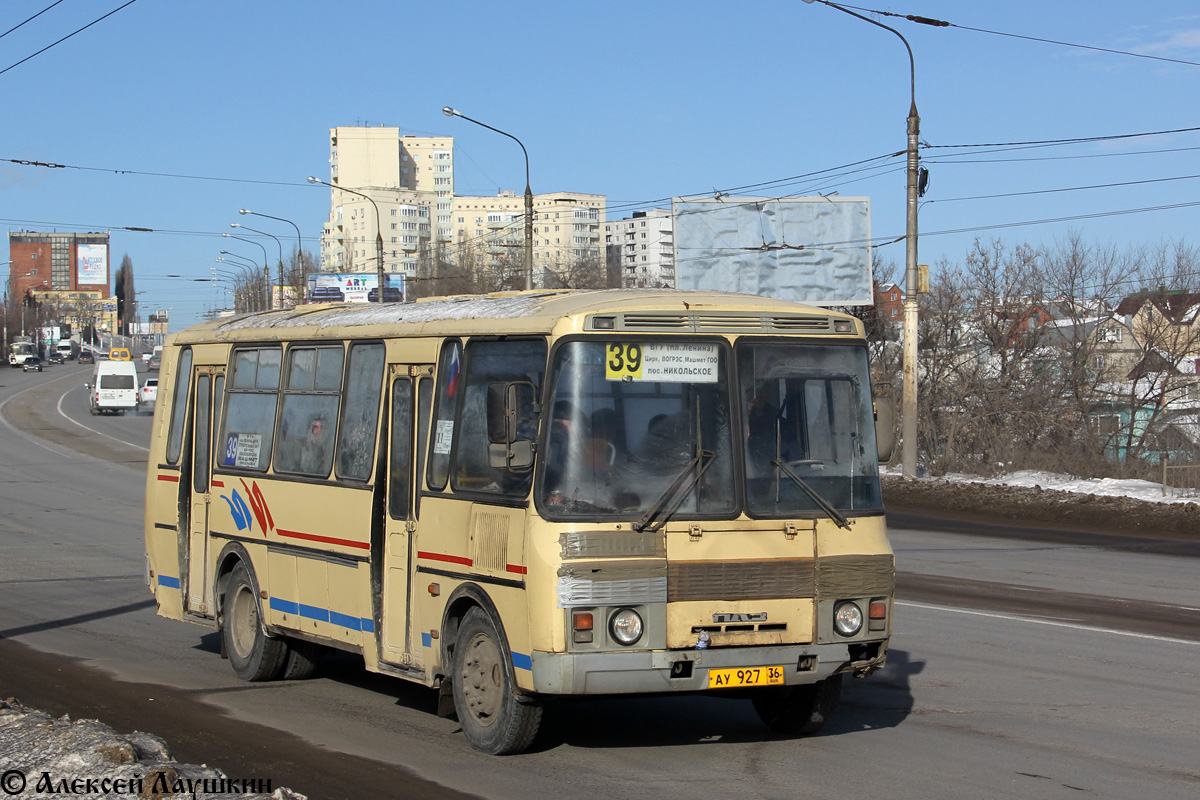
{"left": 144, "top": 289, "right": 895, "bottom": 754}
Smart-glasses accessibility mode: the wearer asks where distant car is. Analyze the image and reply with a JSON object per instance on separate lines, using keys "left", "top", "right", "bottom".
{"left": 46, "top": 352, "right": 64, "bottom": 365}
{"left": 367, "top": 286, "right": 403, "bottom": 303}
{"left": 139, "top": 378, "right": 159, "bottom": 411}
{"left": 141, "top": 352, "right": 152, "bottom": 362}
{"left": 79, "top": 350, "right": 95, "bottom": 364}
{"left": 22, "top": 356, "right": 43, "bottom": 372}
{"left": 147, "top": 354, "right": 161, "bottom": 371}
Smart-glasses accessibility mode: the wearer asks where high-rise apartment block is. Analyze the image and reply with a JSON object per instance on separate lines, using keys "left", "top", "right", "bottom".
{"left": 604, "top": 209, "right": 675, "bottom": 288}
{"left": 316, "top": 126, "right": 605, "bottom": 288}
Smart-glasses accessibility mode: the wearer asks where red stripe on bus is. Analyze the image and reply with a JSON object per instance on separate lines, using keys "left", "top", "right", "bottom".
{"left": 506, "top": 564, "right": 528, "bottom": 575}
{"left": 276, "top": 529, "right": 370, "bottom": 550}
{"left": 211, "top": 480, "right": 225, "bottom": 488}
{"left": 417, "top": 551, "right": 473, "bottom": 567}
{"left": 157, "top": 475, "right": 180, "bottom": 482}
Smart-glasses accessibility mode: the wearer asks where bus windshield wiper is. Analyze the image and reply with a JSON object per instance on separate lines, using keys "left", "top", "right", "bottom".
{"left": 772, "top": 458, "right": 850, "bottom": 530}
{"left": 632, "top": 449, "right": 716, "bottom": 533}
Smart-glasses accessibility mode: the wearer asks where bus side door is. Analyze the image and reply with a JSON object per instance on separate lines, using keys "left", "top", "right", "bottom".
{"left": 380, "top": 365, "right": 433, "bottom": 668}
{"left": 186, "top": 366, "right": 224, "bottom": 616}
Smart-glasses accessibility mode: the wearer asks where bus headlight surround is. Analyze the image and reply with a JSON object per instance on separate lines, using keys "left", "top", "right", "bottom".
{"left": 609, "top": 607, "right": 643, "bottom": 646}
{"left": 833, "top": 602, "right": 864, "bottom": 637}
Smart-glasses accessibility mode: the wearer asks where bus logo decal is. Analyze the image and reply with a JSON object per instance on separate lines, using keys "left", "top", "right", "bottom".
{"left": 220, "top": 489, "right": 254, "bottom": 532}
{"left": 238, "top": 479, "right": 275, "bottom": 535}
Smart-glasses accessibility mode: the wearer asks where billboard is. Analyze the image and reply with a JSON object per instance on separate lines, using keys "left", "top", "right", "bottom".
{"left": 306, "top": 273, "right": 403, "bottom": 304}
{"left": 77, "top": 243, "right": 108, "bottom": 285}
{"left": 672, "top": 197, "right": 873, "bottom": 306}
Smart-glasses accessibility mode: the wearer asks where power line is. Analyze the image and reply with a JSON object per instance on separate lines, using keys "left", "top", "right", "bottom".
{"left": 0, "top": 0, "right": 66, "bottom": 41}
{"left": 837, "top": 3, "right": 1200, "bottom": 68}
{"left": 925, "top": 173, "right": 1200, "bottom": 205}
{"left": 925, "top": 125, "right": 1200, "bottom": 151}
{"left": 0, "top": 0, "right": 141, "bottom": 78}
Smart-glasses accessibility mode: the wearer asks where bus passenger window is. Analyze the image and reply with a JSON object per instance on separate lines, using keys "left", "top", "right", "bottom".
{"left": 276, "top": 345, "right": 343, "bottom": 478}
{"left": 336, "top": 343, "right": 386, "bottom": 481}
{"left": 220, "top": 347, "right": 282, "bottom": 472}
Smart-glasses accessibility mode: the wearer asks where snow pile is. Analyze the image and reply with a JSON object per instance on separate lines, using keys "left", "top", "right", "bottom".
{"left": 0, "top": 699, "right": 303, "bottom": 800}
{"left": 883, "top": 467, "right": 1198, "bottom": 504}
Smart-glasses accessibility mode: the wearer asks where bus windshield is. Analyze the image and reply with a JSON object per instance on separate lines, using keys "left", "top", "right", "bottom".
{"left": 538, "top": 339, "right": 735, "bottom": 519}
{"left": 737, "top": 342, "right": 881, "bottom": 516}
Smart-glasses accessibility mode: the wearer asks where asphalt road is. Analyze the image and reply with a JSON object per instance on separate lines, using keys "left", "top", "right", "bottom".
{"left": 1, "top": 362, "right": 1198, "bottom": 799}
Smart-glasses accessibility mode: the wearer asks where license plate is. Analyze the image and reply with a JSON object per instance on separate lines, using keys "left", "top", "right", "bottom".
{"left": 707, "top": 665, "right": 785, "bottom": 689}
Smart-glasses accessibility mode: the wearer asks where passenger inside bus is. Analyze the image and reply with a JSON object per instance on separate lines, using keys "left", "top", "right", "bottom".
{"left": 300, "top": 415, "right": 331, "bottom": 474}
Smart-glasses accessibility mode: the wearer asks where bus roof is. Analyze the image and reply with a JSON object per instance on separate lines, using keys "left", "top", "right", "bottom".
{"left": 168, "top": 289, "right": 862, "bottom": 345}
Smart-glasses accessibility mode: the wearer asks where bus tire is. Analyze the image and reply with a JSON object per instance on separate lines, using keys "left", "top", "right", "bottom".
{"left": 221, "top": 562, "right": 287, "bottom": 682}
{"left": 451, "top": 607, "right": 541, "bottom": 755}
{"left": 281, "top": 639, "right": 325, "bottom": 680}
{"left": 752, "top": 674, "right": 842, "bottom": 736}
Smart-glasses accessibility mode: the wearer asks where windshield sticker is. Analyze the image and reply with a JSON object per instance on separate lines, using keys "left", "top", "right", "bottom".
{"left": 434, "top": 419, "right": 455, "bottom": 454}
{"left": 606, "top": 342, "right": 718, "bottom": 383}
{"left": 224, "top": 433, "right": 262, "bottom": 469}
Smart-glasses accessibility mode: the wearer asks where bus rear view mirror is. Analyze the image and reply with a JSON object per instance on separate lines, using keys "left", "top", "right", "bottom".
{"left": 488, "top": 440, "right": 534, "bottom": 471}
{"left": 873, "top": 397, "right": 896, "bottom": 463}
{"left": 487, "top": 381, "right": 537, "bottom": 444}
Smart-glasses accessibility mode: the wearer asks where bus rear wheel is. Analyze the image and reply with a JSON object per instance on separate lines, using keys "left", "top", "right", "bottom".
{"left": 221, "top": 562, "right": 287, "bottom": 682}
{"left": 752, "top": 674, "right": 842, "bottom": 736}
{"left": 451, "top": 607, "right": 541, "bottom": 755}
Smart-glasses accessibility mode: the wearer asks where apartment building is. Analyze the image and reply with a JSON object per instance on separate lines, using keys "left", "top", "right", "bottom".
{"left": 318, "top": 127, "right": 452, "bottom": 276}
{"left": 317, "top": 126, "right": 605, "bottom": 289}
{"left": 603, "top": 208, "right": 674, "bottom": 288}
{"left": 7, "top": 231, "right": 111, "bottom": 300}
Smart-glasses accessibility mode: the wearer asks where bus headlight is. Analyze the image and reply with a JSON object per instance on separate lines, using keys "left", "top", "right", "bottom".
{"left": 833, "top": 602, "right": 863, "bottom": 637}
{"left": 609, "top": 608, "right": 643, "bottom": 646}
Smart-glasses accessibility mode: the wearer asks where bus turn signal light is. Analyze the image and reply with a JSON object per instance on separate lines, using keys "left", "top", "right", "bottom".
{"left": 573, "top": 612, "right": 593, "bottom": 643}
{"left": 869, "top": 599, "right": 888, "bottom": 631}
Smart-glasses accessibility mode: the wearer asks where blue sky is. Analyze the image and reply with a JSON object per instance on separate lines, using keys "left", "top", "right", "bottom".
{"left": 2, "top": 0, "right": 1199, "bottom": 330}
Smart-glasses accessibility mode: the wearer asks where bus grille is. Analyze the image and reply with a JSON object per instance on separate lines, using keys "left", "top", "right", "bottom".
{"left": 599, "top": 312, "right": 833, "bottom": 334}
{"left": 668, "top": 558, "right": 815, "bottom": 602}
{"left": 816, "top": 554, "right": 895, "bottom": 597}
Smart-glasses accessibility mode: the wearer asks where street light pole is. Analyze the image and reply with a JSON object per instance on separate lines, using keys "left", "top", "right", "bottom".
{"left": 230, "top": 223, "right": 285, "bottom": 309}
{"left": 239, "top": 210, "right": 306, "bottom": 301}
{"left": 307, "top": 177, "right": 387, "bottom": 303}
{"left": 803, "top": 0, "right": 921, "bottom": 478}
{"left": 442, "top": 106, "right": 533, "bottom": 291}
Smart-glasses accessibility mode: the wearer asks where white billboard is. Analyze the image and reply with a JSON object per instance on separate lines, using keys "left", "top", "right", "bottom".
{"left": 672, "top": 197, "right": 873, "bottom": 306}
{"left": 306, "top": 273, "right": 403, "bottom": 304}
{"left": 77, "top": 243, "right": 108, "bottom": 285}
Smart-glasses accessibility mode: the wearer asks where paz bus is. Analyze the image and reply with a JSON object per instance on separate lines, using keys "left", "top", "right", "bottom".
{"left": 144, "top": 289, "right": 895, "bottom": 754}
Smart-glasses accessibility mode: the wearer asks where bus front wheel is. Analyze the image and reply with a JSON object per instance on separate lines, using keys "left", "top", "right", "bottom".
{"left": 221, "top": 562, "right": 287, "bottom": 682}
{"left": 752, "top": 674, "right": 842, "bottom": 736}
{"left": 451, "top": 607, "right": 541, "bottom": 755}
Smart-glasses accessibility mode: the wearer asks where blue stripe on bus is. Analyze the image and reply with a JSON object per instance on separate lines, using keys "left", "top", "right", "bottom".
{"left": 269, "top": 597, "right": 299, "bottom": 614}
{"left": 511, "top": 652, "right": 532, "bottom": 671}
{"left": 299, "top": 604, "right": 329, "bottom": 623}
{"left": 157, "top": 575, "right": 180, "bottom": 589}
{"left": 268, "top": 597, "right": 373, "bottom": 633}
{"left": 421, "top": 632, "right": 433, "bottom": 648}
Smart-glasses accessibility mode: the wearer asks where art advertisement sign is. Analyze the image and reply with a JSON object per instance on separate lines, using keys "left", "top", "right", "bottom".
{"left": 76, "top": 243, "right": 108, "bottom": 285}
{"left": 306, "top": 273, "right": 403, "bottom": 304}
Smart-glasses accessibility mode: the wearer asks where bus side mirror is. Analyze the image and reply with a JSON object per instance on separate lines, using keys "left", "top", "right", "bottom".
{"left": 486, "top": 381, "right": 537, "bottom": 471}
{"left": 873, "top": 397, "right": 896, "bottom": 463}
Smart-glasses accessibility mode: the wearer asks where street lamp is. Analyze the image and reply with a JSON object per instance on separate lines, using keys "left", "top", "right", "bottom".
{"left": 222, "top": 233, "right": 269, "bottom": 274}
{"left": 230, "top": 223, "right": 285, "bottom": 309}
{"left": 803, "top": 0, "right": 922, "bottom": 479}
{"left": 216, "top": 256, "right": 265, "bottom": 311}
{"left": 307, "top": 176, "right": 387, "bottom": 303}
{"left": 442, "top": 106, "right": 533, "bottom": 291}
{"left": 239, "top": 209, "right": 306, "bottom": 300}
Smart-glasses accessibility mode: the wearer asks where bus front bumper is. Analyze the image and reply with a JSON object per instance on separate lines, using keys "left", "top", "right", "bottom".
{"left": 528, "top": 640, "right": 887, "bottom": 695}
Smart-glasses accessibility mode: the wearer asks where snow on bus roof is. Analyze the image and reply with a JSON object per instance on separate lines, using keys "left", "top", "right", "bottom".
{"left": 214, "top": 293, "right": 548, "bottom": 333}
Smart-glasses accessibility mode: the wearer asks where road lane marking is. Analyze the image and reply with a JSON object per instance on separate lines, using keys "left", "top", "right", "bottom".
{"left": 57, "top": 386, "right": 149, "bottom": 452}
{"left": 897, "top": 600, "right": 1200, "bottom": 646}
{"left": 0, "top": 381, "right": 76, "bottom": 459}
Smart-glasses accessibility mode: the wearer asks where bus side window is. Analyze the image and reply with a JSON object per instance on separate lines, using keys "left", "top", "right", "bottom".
{"left": 449, "top": 338, "right": 546, "bottom": 497}
{"left": 427, "top": 340, "right": 462, "bottom": 491}
{"left": 166, "top": 348, "right": 193, "bottom": 464}
{"left": 336, "top": 343, "right": 386, "bottom": 482}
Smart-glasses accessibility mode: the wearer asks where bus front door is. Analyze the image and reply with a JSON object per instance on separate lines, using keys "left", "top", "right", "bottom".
{"left": 380, "top": 366, "right": 432, "bottom": 669}
{"left": 185, "top": 367, "right": 224, "bottom": 616}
